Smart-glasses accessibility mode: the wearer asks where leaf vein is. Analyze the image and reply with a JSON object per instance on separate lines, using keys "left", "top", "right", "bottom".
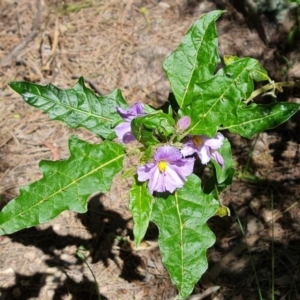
{"left": 2, "top": 153, "right": 125, "bottom": 225}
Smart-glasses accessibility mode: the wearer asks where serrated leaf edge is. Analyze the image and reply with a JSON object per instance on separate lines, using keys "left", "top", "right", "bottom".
{"left": 223, "top": 104, "right": 300, "bottom": 134}
{"left": 164, "top": 11, "right": 223, "bottom": 108}
{"left": 9, "top": 78, "right": 124, "bottom": 123}
{"left": 178, "top": 24, "right": 216, "bottom": 107}
{"left": 187, "top": 60, "right": 256, "bottom": 135}
{"left": 0, "top": 142, "right": 125, "bottom": 234}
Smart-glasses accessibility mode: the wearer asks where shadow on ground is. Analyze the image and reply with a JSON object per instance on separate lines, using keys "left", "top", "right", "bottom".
{"left": 1, "top": 195, "right": 145, "bottom": 299}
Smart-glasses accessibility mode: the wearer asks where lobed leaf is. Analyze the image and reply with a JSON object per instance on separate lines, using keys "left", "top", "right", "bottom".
{"left": 181, "top": 57, "right": 261, "bottom": 137}
{"left": 129, "top": 177, "right": 153, "bottom": 246}
{"left": 151, "top": 174, "right": 219, "bottom": 299}
{"left": 9, "top": 77, "right": 128, "bottom": 140}
{"left": 223, "top": 55, "right": 269, "bottom": 82}
{"left": 224, "top": 102, "right": 300, "bottom": 138}
{"left": 0, "top": 136, "right": 125, "bottom": 235}
{"left": 163, "top": 10, "right": 223, "bottom": 108}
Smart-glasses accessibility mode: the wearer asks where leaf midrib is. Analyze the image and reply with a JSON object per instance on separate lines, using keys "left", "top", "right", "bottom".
{"left": 174, "top": 191, "right": 184, "bottom": 289}
{"left": 223, "top": 109, "right": 290, "bottom": 129}
{"left": 187, "top": 66, "right": 250, "bottom": 134}
{"left": 32, "top": 92, "right": 112, "bottom": 122}
{"left": 0, "top": 153, "right": 125, "bottom": 230}
{"left": 180, "top": 19, "right": 217, "bottom": 108}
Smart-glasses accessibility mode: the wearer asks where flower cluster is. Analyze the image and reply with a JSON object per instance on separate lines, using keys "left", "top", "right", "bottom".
{"left": 115, "top": 104, "right": 224, "bottom": 194}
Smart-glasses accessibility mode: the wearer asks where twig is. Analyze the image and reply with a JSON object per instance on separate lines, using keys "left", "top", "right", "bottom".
{"left": 42, "top": 142, "right": 60, "bottom": 161}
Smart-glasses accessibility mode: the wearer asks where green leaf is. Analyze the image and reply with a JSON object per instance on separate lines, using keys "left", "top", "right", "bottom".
{"left": 129, "top": 177, "right": 153, "bottom": 247}
{"left": 182, "top": 57, "right": 261, "bottom": 137}
{"left": 163, "top": 10, "right": 223, "bottom": 108}
{"left": 289, "top": 0, "right": 300, "bottom": 4}
{"left": 9, "top": 77, "right": 128, "bottom": 140}
{"left": 224, "top": 102, "right": 300, "bottom": 138}
{"left": 0, "top": 136, "right": 125, "bottom": 235}
{"left": 211, "top": 138, "right": 233, "bottom": 184}
{"left": 250, "top": 61, "right": 269, "bottom": 82}
{"left": 131, "top": 112, "right": 175, "bottom": 146}
{"left": 204, "top": 167, "right": 235, "bottom": 197}
{"left": 143, "top": 104, "right": 157, "bottom": 114}
{"left": 223, "top": 55, "right": 269, "bottom": 82}
{"left": 151, "top": 174, "right": 219, "bottom": 299}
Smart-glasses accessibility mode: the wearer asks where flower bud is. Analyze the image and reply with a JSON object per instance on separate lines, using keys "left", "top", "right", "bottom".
{"left": 177, "top": 116, "right": 191, "bottom": 130}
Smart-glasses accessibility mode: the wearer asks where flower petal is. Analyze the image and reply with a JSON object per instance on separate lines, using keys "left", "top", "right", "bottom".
{"left": 171, "top": 158, "right": 195, "bottom": 178}
{"left": 116, "top": 103, "right": 144, "bottom": 122}
{"left": 181, "top": 141, "right": 198, "bottom": 156}
{"left": 123, "top": 132, "right": 136, "bottom": 143}
{"left": 163, "top": 166, "right": 185, "bottom": 193}
{"left": 148, "top": 167, "right": 165, "bottom": 193}
{"left": 115, "top": 122, "right": 131, "bottom": 140}
{"left": 204, "top": 133, "right": 224, "bottom": 149}
{"left": 198, "top": 146, "right": 211, "bottom": 164}
{"left": 116, "top": 107, "right": 132, "bottom": 122}
{"left": 210, "top": 150, "right": 224, "bottom": 168}
{"left": 129, "top": 103, "right": 144, "bottom": 116}
{"left": 137, "top": 162, "right": 156, "bottom": 182}
{"left": 154, "top": 145, "right": 182, "bottom": 162}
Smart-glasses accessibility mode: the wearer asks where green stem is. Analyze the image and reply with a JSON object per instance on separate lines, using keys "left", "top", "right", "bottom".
{"left": 177, "top": 131, "right": 189, "bottom": 143}
{"left": 246, "top": 80, "right": 300, "bottom": 103}
{"left": 77, "top": 250, "right": 101, "bottom": 300}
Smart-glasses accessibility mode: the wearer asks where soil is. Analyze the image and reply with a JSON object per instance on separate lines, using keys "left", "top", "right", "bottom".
{"left": 1, "top": 0, "right": 300, "bottom": 299}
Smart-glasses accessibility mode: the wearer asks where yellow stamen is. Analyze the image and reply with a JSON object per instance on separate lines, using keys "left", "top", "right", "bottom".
{"left": 192, "top": 136, "right": 203, "bottom": 146}
{"left": 158, "top": 160, "right": 167, "bottom": 173}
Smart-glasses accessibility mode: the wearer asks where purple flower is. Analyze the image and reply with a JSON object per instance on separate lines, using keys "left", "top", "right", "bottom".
{"left": 115, "top": 103, "right": 144, "bottom": 143}
{"left": 181, "top": 132, "right": 224, "bottom": 168}
{"left": 137, "top": 145, "right": 194, "bottom": 194}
